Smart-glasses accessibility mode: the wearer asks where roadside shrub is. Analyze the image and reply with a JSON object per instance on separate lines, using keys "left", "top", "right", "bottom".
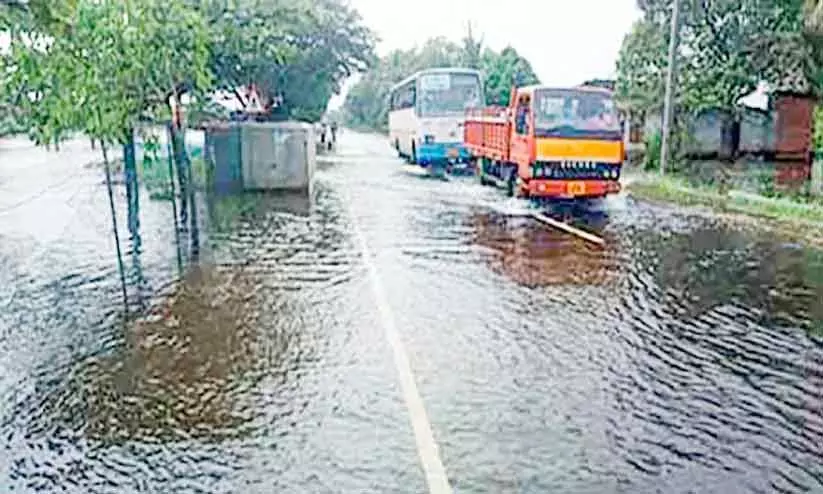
{"left": 643, "top": 131, "right": 662, "bottom": 171}
{"left": 0, "top": 114, "right": 26, "bottom": 137}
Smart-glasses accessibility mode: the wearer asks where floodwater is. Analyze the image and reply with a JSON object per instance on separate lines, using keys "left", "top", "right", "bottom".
{"left": 1, "top": 133, "right": 822, "bottom": 493}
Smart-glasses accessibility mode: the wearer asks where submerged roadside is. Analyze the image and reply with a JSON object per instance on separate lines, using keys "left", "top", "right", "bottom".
{"left": 623, "top": 170, "right": 823, "bottom": 248}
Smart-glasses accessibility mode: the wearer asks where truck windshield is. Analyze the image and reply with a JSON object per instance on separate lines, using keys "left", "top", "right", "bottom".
{"left": 534, "top": 89, "right": 621, "bottom": 139}
{"left": 418, "top": 73, "right": 482, "bottom": 117}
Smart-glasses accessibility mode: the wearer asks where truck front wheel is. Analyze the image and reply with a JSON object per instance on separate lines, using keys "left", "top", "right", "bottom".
{"left": 505, "top": 168, "right": 517, "bottom": 197}
{"left": 478, "top": 159, "right": 491, "bottom": 186}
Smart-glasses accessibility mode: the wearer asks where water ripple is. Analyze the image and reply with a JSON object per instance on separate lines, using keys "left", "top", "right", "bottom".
{"left": 2, "top": 132, "right": 822, "bottom": 493}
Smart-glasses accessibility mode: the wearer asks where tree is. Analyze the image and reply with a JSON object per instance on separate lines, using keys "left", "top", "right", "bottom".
{"left": 271, "top": 0, "right": 376, "bottom": 121}
{"left": 341, "top": 37, "right": 463, "bottom": 131}
{"left": 615, "top": 19, "right": 669, "bottom": 113}
{"left": 2, "top": 0, "right": 213, "bottom": 308}
{"left": 481, "top": 46, "right": 539, "bottom": 106}
{"left": 341, "top": 35, "right": 540, "bottom": 131}
{"left": 2, "top": 0, "right": 210, "bottom": 146}
{"left": 461, "top": 22, "right": 483, "bottom": 70}
{"left": 620, "top": 0, "right": 814, "bottom": 114}
{"left": 800, "top": 0, "right": 823, "bottom": 92}
{"left": 197, "top": 0, "right": 375, "bottom": 122}
{"left": 0, "top": 0, "right": 76, "bottom": 35}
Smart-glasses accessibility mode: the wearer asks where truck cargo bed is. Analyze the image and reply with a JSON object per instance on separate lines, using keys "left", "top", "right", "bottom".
{"left": 464, "top": 107, "right": 511, "bottom": 162}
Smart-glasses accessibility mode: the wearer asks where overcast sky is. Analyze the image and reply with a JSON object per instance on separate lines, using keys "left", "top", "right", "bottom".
{"left": 1, "top": 1, "right": 648, "bottom": 109}
{"left": 328, "top": 0, "right": 642, "bottom": 109}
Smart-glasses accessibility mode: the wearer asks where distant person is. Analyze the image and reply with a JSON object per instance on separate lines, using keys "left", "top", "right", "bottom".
{"left": 319, "top": 122, "right": 327, "bottom": 146}
{"left": 330, "top": 121, "right": 338, "bottom": 146}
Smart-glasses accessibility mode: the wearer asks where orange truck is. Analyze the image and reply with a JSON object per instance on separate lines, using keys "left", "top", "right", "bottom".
{"left": 464, "top": 84, "right": 623, "bottom": 201}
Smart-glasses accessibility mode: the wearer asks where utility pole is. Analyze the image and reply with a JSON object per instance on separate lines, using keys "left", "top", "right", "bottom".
{"left": 659, "top": 0, "right": 681, "bottom": 175}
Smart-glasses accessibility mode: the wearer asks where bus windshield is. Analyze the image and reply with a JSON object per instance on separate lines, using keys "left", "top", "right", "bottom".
{"left": 417, "top": 72, "right": 481, "bottom": 117}
{"left": 534, "top": 89, "right": 620, "bottom": 139}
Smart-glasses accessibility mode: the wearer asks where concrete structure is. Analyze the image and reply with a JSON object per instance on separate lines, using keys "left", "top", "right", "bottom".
{"left": 204, "top": 121, "right": 315, "bottom": 195}
{"left": 739, "top": 108, "right": 774, "bottom": 156}
{"left": 641, "top": 106, "right": 775, "bottom": 159}
{"left": 686, "top": 109, "right": 728, "bottom": 158}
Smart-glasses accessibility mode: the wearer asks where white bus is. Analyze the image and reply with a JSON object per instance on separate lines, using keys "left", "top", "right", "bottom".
{"left": 388, "top": 67, "right": 483, "bottom": 168}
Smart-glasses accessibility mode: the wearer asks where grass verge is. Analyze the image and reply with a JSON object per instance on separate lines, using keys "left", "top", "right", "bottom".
{"left": 625, "top": 173, "right": 823, "bottom": 248}
{"left": 139, "top": 153, "right": 209, "bottom": 201}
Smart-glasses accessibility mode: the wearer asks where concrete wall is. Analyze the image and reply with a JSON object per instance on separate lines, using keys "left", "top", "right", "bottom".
{"left": 642, "top": 107, "right": 774, "bottom": 158}
{"left": 241, "top": 122, "right": 315, "bottom": 192}
{"left": 204, "top": 122, "right": 315, "bottom": 194}
{"left": 685, "top": 110, "right": 725, "bottom": 157}
{"left": 740, "top": 109, "right": 774, "bottom": 155}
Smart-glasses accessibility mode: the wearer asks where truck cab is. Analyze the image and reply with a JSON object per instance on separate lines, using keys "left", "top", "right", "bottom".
{"left": 465, "top": 84, "right": 624, "bottom": 201}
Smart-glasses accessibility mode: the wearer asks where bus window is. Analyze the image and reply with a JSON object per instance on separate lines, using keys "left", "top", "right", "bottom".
{"left": 399, "top": 81, "right": 416, "bottom": 110}
{"left": 418, "top": 72, "right": 482, "bottom": 117}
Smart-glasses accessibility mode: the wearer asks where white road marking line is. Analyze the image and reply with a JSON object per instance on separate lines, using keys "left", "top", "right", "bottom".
{"left": 531, "top": 211, "right": 605, "bottom": 245}
{"left": 351, "top": 222, "right": 453, "bottom": 494}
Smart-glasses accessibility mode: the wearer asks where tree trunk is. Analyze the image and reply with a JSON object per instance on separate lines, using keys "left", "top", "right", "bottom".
{"left": 123, "top": 128, "right": 140, "bottom": 247}
{"left": 163, "top": 130, "right": 184, "bottom": 274}
{"left": 168, "top": 122, "right": 191, "bottom": 229}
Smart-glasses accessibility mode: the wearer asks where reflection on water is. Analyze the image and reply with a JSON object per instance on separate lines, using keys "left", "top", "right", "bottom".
{"left": 1, "top": 171, "right": 427, "bottom": 492}
{"left": 54, "top": 264, "right": 269, "bottom": 444}
{"left": 2, "top": 133, "right": 823, "bottom": 493}
{"left": 205, "top": 191, "right": 312, "bottom": 235}
{"left": 596, "top": 211, "right": 823, "bottom": 493}
{"left": 469, "top": 211, "right": 621, "bottom": 287}
{"left": 631, "top": 222, "right": 823, "bottom": 331}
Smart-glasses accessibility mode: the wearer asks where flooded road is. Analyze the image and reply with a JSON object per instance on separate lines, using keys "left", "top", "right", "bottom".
{"left": 1, "top": 132, "right": 822, "bottom": 493}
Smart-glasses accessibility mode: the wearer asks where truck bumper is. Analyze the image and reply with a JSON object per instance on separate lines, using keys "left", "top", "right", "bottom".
{"left": 527, "top": 179, "right": 621, "bottom": 198}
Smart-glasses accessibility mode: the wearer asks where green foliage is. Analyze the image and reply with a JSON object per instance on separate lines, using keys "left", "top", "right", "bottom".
{"left": 615, "top": 19, "right": 667, "bottom": 112}
{"left": 0, "top": 99, "right": 25, "bottom": 136}
{"left": 758, "top": 167, "right": 778, "bottom": 197}
{"left": 618, "top": 0, "right": 813, "bottom": 115}
{"left": 1, "top": 0, "right": 212, "bottom": 146}
{"left": 630, "top": 172, "right": 823, "bottom": 227}
{"left": 643, "top": 131, "right": 662, "bottom": 172}
{"left": 1, "top": 0, "right": 375, "bottom": 145}
{"left": 481, "top": 46, "right": 540, "bottom": 106}
{"left": 342, "top": 34, "right": 539, "bottom": 132}
{"left": 138, "top": 133, "right": 173, "bottom": 199}
{"left": 196, "top": 0, "right": 376, "bottom": 123}
{"left": 0, "top": 0, "right": 77, "bottom": 35}
{"left": 139, "top": 143, "right": 208, "bottom": 201}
